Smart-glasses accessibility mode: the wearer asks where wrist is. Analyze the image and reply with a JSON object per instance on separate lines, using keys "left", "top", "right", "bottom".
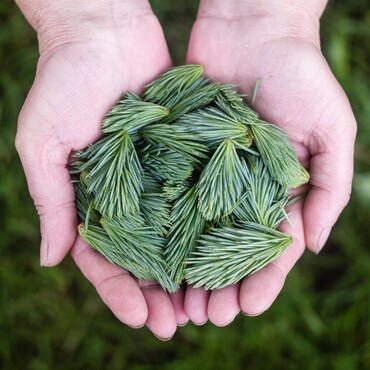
{"left": 198, "top": 0, "right": 327, "bottom": 45}
{"left": 16, "top": 0, "right": 152, "bottom": 54}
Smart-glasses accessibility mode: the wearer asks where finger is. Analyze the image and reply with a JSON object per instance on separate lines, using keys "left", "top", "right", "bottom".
{"left": 169, "top": 286, "right": 189, "bottom": 327}
{"left": 139, "top": 281, "right": 177, "bottom": 340}
{"left": 71, "top": 236, "right": 148, "bottom": 328}
{"left": 240, "top": 200, "right": 305, "bottom": 316}
{"left": 184, "top": 285, "right": 210, "bottom": 325}
{"left": 304, "top": 106, "right": 356, "bottom": 253}
{"left": 16, "top": 127, "right": 77, "bottom": 266}
{"left": 207, "top": 283, "right": 241, "bottom": 327}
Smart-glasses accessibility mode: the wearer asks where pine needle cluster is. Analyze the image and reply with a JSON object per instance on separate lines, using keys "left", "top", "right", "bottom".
{"left": 71, "top": 65, "right": 309, "bottom": 292}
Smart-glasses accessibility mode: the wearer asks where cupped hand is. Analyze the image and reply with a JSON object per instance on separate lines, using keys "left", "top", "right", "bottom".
{"left": 16, "top": 1, "right": 188, "bottom": 339}
{"left": 184, "top": 8, "right": 356, "bottom": 325}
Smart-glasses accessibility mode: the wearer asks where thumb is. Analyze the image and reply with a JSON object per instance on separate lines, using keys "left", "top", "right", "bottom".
{"left": 16, "top": 116, "right": 77, "bottom": 266}
{"left": 303, "top": 99, "right": 356, "bottom": 254}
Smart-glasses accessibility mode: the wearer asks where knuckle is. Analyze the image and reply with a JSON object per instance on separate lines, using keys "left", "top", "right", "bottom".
{"left": 34, "top": 199, "right": 76, "bottom": 217}
{"left": 14, "top": 130, "right": 27, "bottom": 157}
{"left": 96, "top": 273, "right": 132, "bottom": 303}
{"left": 139, "top": 280, "right": 161, "bottom": 290}
{"left": 14, "top": 124, "right": 39, "bottom": 161}
{"left": 338, "top": 191, "right": 351, "bottom": 210}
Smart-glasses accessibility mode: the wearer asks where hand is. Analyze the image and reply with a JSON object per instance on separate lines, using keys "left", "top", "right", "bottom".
{"left": 184, "top": 0, "right": 356, "bottom": 325}
{"left": 16, "top": 0, "right": 188, "bottom": 339}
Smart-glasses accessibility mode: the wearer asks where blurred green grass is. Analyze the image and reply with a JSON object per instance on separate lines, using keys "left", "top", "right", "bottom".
{"left": 0, "top": 0, "right": 369, "bottom": 369}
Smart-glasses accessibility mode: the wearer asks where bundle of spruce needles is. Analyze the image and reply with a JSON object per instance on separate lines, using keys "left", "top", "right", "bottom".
{"left": 71, "top": 65, "right": 309, "bottom": 292}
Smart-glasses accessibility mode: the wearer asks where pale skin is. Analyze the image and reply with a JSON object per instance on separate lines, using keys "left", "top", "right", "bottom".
{"left": 16, "top": 0, "right": 356, "bottom": 338}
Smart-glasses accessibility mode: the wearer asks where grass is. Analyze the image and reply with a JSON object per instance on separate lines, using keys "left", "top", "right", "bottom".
{"left": 0, "top": 0, "right": 369, "bottom": 369}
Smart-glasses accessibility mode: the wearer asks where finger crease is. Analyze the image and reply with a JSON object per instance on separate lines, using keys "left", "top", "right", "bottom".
{"left": 97, "top": 272, "right": 131, "bottom": 292}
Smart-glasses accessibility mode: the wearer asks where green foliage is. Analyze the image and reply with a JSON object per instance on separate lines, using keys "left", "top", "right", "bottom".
{"left": 99, "top": 215, "right": 179, "bottom": 292}
{"left": 102, "top": 93, "right": 170, "bottom": 135}
{"left": 78, "top": 223, "right": 153, "bottom": 278}
{"left": 197, "top": 139, "right": 246, "bottom": 220}
{"left": 143, "top": 64, "right": 204, "bottom": 107}
{"left": 139, "top": 192, "right": 170, "bottom": 236}
{"left": 162, "top": 179, "right": 192, "bottom": 202}
{"left": 177, "top": 106, "right": 254, "bottom": 150}
{"left": 165, "top": 186, "right": 206, "bottom": 283}
{"left": 233, "top": 156, "right": 290, "bottom": 229}
{"left": 73, "top": 174, "right": 100, "bottom": 225}
{"left": 250, "top": 120, "right": 309, "bottom": 188}
{"left": 140, "top": 144, "right": 194, "bottom": 181}
{"left": 140, "top": 122, "right": 209, "bottom": 161}
{"left": 185, "top": 222, "right": 292, "bottom": 290}
{"left": 142, "top": 171, "right": 161, "bottom": 193}
{"left": 216, "top": 83, "right": 259, "bottom": 123}
{"left": 79, "top": 130, "right": 143, "bottom": 218}
{"left": 160, "top": 81, "right": 221, "bottom": 124}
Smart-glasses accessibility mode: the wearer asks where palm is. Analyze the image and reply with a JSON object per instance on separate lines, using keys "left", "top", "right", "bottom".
{"left": 184, "top": 17, "right": 355, "bottom": 325}
{"left": 17, "top": 14, "right": 186, "bottom": 338}
{"left": 23, "top": 16, "right": 171, "bottom": 154}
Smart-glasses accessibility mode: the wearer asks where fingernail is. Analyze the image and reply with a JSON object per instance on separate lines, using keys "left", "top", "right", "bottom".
{"left": 177, "top": 320, "right": 189, "bottom": 327}
{"left": 128, "top": 323, "right": 145, "bottom": 329}
{"left": 192, "top": 319, "right": 208, "bottom": 326}
{"left": 316, "top": 226, "right": 332, "bottom": 254}
{"left": 242, "top": 310, "right": 264, "bottom": 317}
{"left": 153, "top": 333, "right": 174, "bottom": 342}
{"left": 40, "top": 237, "right": 49, "bottom": 266}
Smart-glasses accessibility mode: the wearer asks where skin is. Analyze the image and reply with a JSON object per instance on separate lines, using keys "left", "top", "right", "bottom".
{"left": 16, "top": 0, "right": 356, "bottom": 336}
{"left": 184, "top": 0, "right": 356, "bottom": 325}
{"left": 15, "top": 0, "right": 187, "bottom": 340}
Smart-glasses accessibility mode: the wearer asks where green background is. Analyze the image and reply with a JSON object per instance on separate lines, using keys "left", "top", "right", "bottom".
{"left": 1, "top": 1, "right": 369, "bottom": 369}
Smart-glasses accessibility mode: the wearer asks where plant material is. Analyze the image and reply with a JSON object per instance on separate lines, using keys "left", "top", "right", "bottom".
{"left": 249, "top": 121, "right": 309, "bottom": 188}
{"left": 185, "top": 222, "right": 292, "bottom": 290}
{"left": 71, "top": 65, "right": 309, "bottom": 292}
{"left": 165, "top": 186, "right": 206, "bottom": 283}
{"left": 197, "top": 139, "right": 246, "bottom": 220}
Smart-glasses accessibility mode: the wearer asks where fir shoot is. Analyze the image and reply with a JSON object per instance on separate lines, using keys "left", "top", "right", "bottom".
{"left": 101, "top": 215, "right": 179, "bottom": 292}
{"left": 249, "top": 120, "right": 309, "bottom": 188}
{"left": 197, "top": 139, "right": 246, "bottom": 220}
{"left": 165, "top": 186, "right": 206, "bottom": 283}
{"left": 139, "top": 192, "right": 170, "bottom": 236}
{"left": 80, "top": 130, "right": 143, "bottom": 218}
{"left": 143, "top": 64, "right": 204, "bottom": 108}
{"left": 177, "top": 106, "right": 253, "bottom": 151}
{"left": 78, "top": 223, "right": 155, "bottom": 281}
{"left": 141, "top": 123, "right": 209, "bottom": 161}
{"left": 185, "top": 222, "right": 292, "bottom": 290}
{"left": 233, "top": 157, "right": 290, "bottom": 229}
{"left": 140, "top": 144, "right": 194, "bottom": 181}
{"left": 102, "top": 93, "right": 169, "bottom": 134}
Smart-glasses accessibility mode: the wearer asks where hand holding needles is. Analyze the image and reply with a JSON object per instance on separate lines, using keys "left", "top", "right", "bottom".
{"left": 71, "top": 65, "right": 309, "bottom": 292}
